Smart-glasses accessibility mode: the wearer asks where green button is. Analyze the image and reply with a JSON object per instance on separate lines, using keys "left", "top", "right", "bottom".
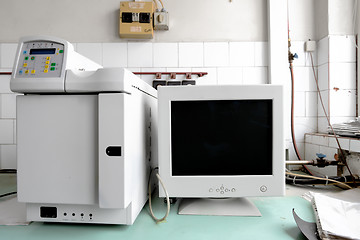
{"left": 51, "top": 63, "right": 56, "bottom": 66}
{"left": 25, "top": 56, "right": 29, "bottom": 60}
{"left": 50, "top": 67, "right": 55, "bottom": 71}
{"left": 59, "top": 50, "right": 64, "bottom": 53}
{"left": 31, "top": 56, "right": 35, "bottom": 60}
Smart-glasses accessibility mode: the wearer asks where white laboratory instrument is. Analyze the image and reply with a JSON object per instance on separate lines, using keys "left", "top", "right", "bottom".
{"left": 10, "top": 36, "right": 157, "bottom": 225}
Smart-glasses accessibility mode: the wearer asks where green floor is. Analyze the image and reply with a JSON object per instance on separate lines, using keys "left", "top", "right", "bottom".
{"left": 0, "top": 174, "right": 313, "bottom": 240}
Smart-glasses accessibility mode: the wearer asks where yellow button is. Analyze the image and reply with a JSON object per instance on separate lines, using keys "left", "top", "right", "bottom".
{"left": 45, "top": 61, "right": 50, "bottom": 64}
{"left": 44, "top": 65, "right": 49, "bottom": 69}
{"left": 25, "top": 70, "right": 29, "bottom": 74}
{"left": 23, "top": 63, "right": 27, "bottom": 67}
{"left": 31, "top": 70, "right": 36, "bottom": 74}
{"left": 46, "top": 57, "right": 51, "bottom": 60}
{"left": 44, "top": 69, "right": 48, "bottom": 73}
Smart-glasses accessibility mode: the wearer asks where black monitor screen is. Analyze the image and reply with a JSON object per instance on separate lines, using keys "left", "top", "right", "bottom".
{"left": 171, "top": 100, "right": 273, "bottom": 176}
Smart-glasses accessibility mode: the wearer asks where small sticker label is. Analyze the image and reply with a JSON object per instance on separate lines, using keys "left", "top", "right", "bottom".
{"left": 130, "top": 26, "right": 142, "bottom": 32}
{"left": 129, "top": 2, "right": 145, "bottom": 9}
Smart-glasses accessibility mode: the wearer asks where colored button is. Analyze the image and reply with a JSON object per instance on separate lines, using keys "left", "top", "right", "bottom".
{"left": 31, "top": 70, "right": 36, "bottom": 74}
{"left": 44, "top": 69, "right": 48, "bottom": 73}
{"left": 45, "top": 61, "right": 50, "bottom": 64}
{"left": 44, "top": 65, "right": 49, "bottom": 69}
{"left": 19, "top": 70, "right": 23, "bottom": 75}
{"left": 46, "top": 57, "right": 51, "bottom": 60}
{"left": 51, "top": 63, "right": 56, "bottom": 66}
{"left": 59, "top": 50, "right": 64, "bottom": 53}
{"left": 23, "top": 63, "right": 28, "bottom": 67}
{"left": 31, "top": 56, "right": 35, "bottom": 60}
{"left": 50, "top": 67, "right": 55, "bottom": 71}
{"left": 25, "top": 70, "right": 29, "bottom": 74}
{"left": 25, "top": 56, "right": 29, "bottom": 60}
{"left": 23, "top": 51, "right": 27, "bottom": 54}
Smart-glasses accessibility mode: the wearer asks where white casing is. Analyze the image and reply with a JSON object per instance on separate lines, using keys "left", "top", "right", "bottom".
{"left": 13, "top": 36, "right": 157, "bottom": 225}
{"left": 16, "top": 73, "right": 157, "bottom": 224}
{"left": 158, "top": 85, "right": 284, "bottom": 198}
{"left": 10, "top": 35, "right": 102, "bottom": 93}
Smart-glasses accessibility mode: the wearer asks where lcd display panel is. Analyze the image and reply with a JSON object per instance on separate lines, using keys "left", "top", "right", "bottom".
{"left": 171, "top": 100, "right": 273, "bottom": 176}
{"left": 30, "top": 48, "right": 56, "bottom": 55}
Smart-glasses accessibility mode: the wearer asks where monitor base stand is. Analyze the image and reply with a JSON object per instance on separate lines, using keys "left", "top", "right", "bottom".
{"left": 178, "top": 198, "right": 261, "bottom": 216}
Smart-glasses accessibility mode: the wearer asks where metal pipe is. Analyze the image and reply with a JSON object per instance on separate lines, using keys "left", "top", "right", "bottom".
{"left": 1, "top": 72, "right": 209, "bottom": 77}
{"left": 133, "top": 72, "right": 208, "bottom": 77}
{"left": 285, "top": 160, "right": 314, "bottom": 165}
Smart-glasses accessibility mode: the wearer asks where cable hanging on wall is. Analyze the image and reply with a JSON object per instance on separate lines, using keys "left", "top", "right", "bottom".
{"left": 308, "top": 53, "right": 358, "bottom": 187}
{"left": 287, "top": 0, "right": 358, "bottom": 187}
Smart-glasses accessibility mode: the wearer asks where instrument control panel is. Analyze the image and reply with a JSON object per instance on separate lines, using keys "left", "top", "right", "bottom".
{"left": 15, "top": 41, "right": 64, "bottom": 78}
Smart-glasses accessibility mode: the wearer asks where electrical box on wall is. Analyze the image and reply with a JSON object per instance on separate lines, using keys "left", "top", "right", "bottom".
{"left": 119, "top": 1, "right": 154, "bottom": 39}
{"left": 154, "top": 10, "right": 169, "bottom": 30}
{"left": 305, "top": 40, "right": 316, "bottom": 52}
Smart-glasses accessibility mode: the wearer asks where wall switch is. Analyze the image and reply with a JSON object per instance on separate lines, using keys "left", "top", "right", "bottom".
{"left": 305, "top": 40, "right": 316, "bottom": 52}
{"left": 154, "top": 11, "right": 169, "bottom": 30}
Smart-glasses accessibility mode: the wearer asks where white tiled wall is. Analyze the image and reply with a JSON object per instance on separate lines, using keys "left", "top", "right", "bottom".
{"left": 0, "top": 43, "right": 17, "bottom": 69}
{"left": 0, "top": 37, "right": 357, "bottom": 169}
{"left": 287, "top": 40, "right": 319, "bottom": 161}
{"left": 287, "top": 35, "right": 357, "bottom": 168}
{"left": 204, "top": 42, "right": 229, "bottom": 67}
{"left": 0, "top": 42, "right": 17, "bottom": 169}
{"left": 153, "top": 43, "right": 178, "bottom": 67}
{"left": 254, "top": 42, "right": 268, "bottom": 67}
{"left": 127, "top": 42, "right": 153, "bottom": 67}
{"left": 0, "top": 73, "right": 16, "bottom": 168}
{"left": 229, "top": 42, "right": 255, "bottom": 67}
{"left": 303, "top": 35, "right": 360, "bottom": 177}
{"left": 0, "top": 41, "right": 269, "bottom": 169}
{"left": 75, "top": 41, "right": 270, "bottom": 86}
{"left": 178, "top": 43, "right": 204, "bottom": 67}
{"left": 102, "top": 43, "right": 127, "bottom": 68}
{"left": 316, "top": 35, "right": 357, "bottom": 133}
{"left": 305, "top": 133, "right": 360, "bottom": 177}
{"left": 76, "top": 43, "right": 103, "bottom": 66}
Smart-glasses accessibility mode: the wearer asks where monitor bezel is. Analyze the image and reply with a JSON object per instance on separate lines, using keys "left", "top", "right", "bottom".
{"left": 158, "top": 85, "right": 284, "bottom": 198}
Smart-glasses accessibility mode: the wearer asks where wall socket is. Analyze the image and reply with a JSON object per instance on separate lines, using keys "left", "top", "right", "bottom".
{"left": 305, "top": 40, "right": 316, "bottom": 52}
{"left": 154, "top": 11, "right": 169, "bottom": 30}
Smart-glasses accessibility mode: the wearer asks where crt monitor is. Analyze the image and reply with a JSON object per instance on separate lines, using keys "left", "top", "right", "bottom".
{"left": 158, "top": 85, "right": 284, "bottom": 216}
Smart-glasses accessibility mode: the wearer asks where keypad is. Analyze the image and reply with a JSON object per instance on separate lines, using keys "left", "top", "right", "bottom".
{"left": 16, "top": 41, "right": 64, "bottom": 78}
